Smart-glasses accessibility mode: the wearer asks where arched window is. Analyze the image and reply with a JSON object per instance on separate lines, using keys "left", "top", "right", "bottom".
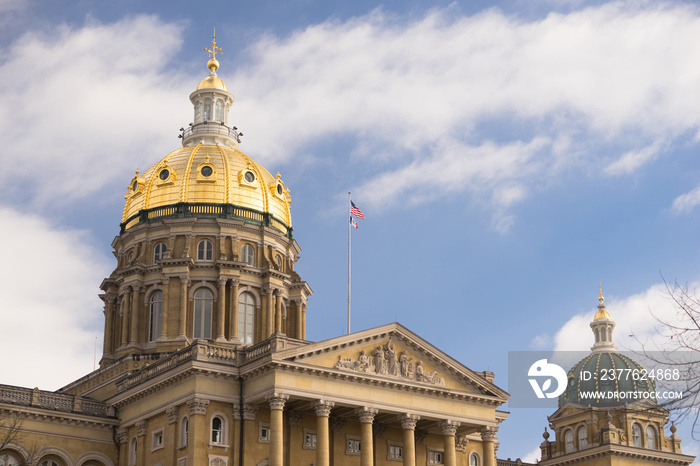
{"left": 631, "top": 423, "right": 642, "bottom": 447}
{"left": 203, "top": 99, "right": 212, "bottom": 121}
{"left": 578, "top": 426, "right": 588, "bottom": 449}
{"left": 215, "top": 100, "right": 223, "bottom": 122}
{"left": 646, "top": 425, "right": 656, "bottom": 449}
{"left": 154, "top": 242, "right": 167, "bottom": 261}
{"left": 211, "top": 415, "right": 226, "bottom": 445}
{"left": 39, "top": 461, "right": 60, "bottom": 466}
{"left": 0, "top": 452, "right": 20, "bottom": 466}
{"left": 180, "top": 416, "right": 189, "bottom": 447}
{"left": 469, "top": 453, "right": 479, "bottom": 466}
{"left": 149, "top": 291, "right": 163, "bottom": 341}
{"left": 129, "top": 438, "right": 137, "bottom": 465}
{"left": 198, "top": 239, "right": 213, "bottom": 261}
{"left": 194, "top": 288, "right": 213, "bottom": 339}
{"left": 195, "top": 101, "right": 201, "bottom": 122}
{"left": 241, "top": 244, "right": 254, "bottom": 266}
{"left": 238, "top": 292, "right": 255, "bottom": 344}
{"left": 564, "top": 429, "right": 575, "bottom": 453}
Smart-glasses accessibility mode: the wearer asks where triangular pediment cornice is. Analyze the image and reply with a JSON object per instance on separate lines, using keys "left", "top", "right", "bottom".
{"left": 265, "top": 323, "right": 508, "bottom": 402}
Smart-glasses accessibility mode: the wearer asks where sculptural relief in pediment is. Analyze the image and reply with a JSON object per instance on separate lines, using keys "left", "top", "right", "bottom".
{"left": 334, "top": 341, "right": 445, "bottom": 386}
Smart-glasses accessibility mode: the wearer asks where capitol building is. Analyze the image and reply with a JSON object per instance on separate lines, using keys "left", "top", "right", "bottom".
{"left": 0, "top": 38, "right": 695, "bottom": 466}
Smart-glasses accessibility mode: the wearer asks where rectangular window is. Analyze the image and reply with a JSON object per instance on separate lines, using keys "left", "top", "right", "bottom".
{"left": 258, "top": 423, "right": 270, "bottom": 443}
{"left": 346, "top": 436, "right": 361, "bottom": 455}
{"left": 387, "top": 441, "right": 403, "bottom": 461}
{"left": 302, "top": 428, "right": 317, "bottom": 449}
{"left": 428, "top": 449, "right": 444, "bottom": 464}
{"left": 151, "top": 429, "right": 164, "bottom": 452}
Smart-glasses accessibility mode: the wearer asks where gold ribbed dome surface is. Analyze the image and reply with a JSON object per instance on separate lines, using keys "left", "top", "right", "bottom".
{"left": 196, "top": 75, "right": 228, "bottom": 91}
{"left": 122, "top": 144, "right": 291, "bottom": 231}
{"left": 594, "top": 308, "right": 611, "bottom": 320}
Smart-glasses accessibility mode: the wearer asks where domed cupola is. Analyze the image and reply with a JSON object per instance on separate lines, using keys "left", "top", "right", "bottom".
{"left": 558, "top": 288, "right": 656, "bottom": 408}
{"left": 181, "top": 33, "right": 240, "bottom": 149}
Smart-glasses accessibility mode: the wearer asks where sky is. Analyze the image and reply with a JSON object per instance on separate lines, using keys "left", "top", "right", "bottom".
{"left": 1, "top": 0, "right": 699, "bottom": 461}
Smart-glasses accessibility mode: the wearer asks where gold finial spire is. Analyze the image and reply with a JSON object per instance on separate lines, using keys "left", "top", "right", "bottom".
{"left": 594, "top": 284, "right": 611, "bottom": 320}
{"left": 204, "top": 29, "right": 222, "bottom": 72}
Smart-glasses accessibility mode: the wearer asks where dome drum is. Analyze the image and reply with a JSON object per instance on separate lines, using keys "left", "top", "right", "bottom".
{"left": 120, "top": 201, "right": 293, "bottom": 239}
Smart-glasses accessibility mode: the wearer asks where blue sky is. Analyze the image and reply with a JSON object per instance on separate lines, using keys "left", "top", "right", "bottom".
{"left": 1, "top": 0, "right": 700, "bottom": 461}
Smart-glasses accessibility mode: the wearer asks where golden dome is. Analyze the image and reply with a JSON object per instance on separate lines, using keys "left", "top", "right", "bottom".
{"left": 122, "top": 144, "right": 291, "bottom": 233}
{"left": 196, "top": 75, "right": 228, "bottom": 91}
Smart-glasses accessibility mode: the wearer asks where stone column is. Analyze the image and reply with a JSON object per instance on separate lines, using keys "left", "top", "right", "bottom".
{"left": 160, "top": 278, "right": 169, "bottom": 340}
{"left": 357, "top": 407, "right": 378, "bottom": 466}
{"left": 233, "top": 404, "right": 258, "bottom": 466}
{"left": 103, "top": 296, "right": 115, "bottom": 354}
{"left": 129, "top": 286, "right": 140, "bottom": 344}
{"left": 302, "top": 303, "right": 307, "bottom": 340}
{"left": 165, "top": 406, "right": 178, "bottom": 466}
{"left": 121, "top": 289, "right": 131, "bottom": 346}
{"left": 275, "top": 291, "right": 283, "bottom": 334}
{"left": 178, "top": 276, "right": 189, "bottom": 339}
{"left": 117, "top": 427, "right": 128, "bottom": 466}
{"left": 187, "top": 397, "right": 210, "bottom": 466}
{"left": 314, "top": 400, "right": 335, "bottom": 466}
{"left": 480, "top": 427, "right": 498, "bottom": 466}
{"left": 217, "top": 278, "right": 227, "bottom": 341}
{"left": 136, "top": 420, "right": 147, "bottom": 466}
{"left": 229, "top": 280, "right": 239, "bottom": 341}
{"left": 400, "top": 414, "right": 419, "bottom": 466}
{"left": 440, "top": 420, "right": 460, "bottom": 466}
{"left": 267, "top": 393, "right": 288, "bottom": 466}
{"left": 265, "top": 287, "right": 274, "bottom": 338}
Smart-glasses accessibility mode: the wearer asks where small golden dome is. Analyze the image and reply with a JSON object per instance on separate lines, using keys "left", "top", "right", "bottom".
{"left": 196, "top": 75, "right": 228, "bottom": 91}
{"left": 594, "top": 285, "right": 611, "bottom": 319}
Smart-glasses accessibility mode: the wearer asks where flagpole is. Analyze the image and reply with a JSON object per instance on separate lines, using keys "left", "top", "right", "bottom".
{"left": 348, "top": 192, "right": 352, "bottom": 335}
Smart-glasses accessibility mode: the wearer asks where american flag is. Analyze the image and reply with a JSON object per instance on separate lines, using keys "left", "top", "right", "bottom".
{"left": 350, "top": 217, "right": 358, "bottom": 229}
{"left": 350, "top": 201, "right": 365, "bottom": 219}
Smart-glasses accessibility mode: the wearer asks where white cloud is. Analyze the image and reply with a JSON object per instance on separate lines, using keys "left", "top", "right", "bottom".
{"left": 0, "top": 15, "right": 189, "bottom": 207}
{"left": 227, "top": 2, "right": 700, "bottom": 214}
{"left": 549, "top": 282, "right": 691, "bottom": 353}
{"left": 0, "top": 206, "right": 111, "bottom": 390}
{"left": 604, "top": 140, "right": 665, "bottom": 176}
{"left": 521, "top": 446, "right": 542, "bottom": 463}
{"left": 5, "top": 3, "right": 700, "bottom": 220}
{"left": 671, "top": 184, "right": 700, "bottom": 214}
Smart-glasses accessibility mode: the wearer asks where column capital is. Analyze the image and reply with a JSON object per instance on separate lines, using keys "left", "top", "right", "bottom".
{"left": 399, "top": 413, "right": 420, "bottom": 430}
{"left": 166, "top": 406, "right": 178, "bottom": 424}
{"left": 480, "top": 426, "right": 499, "bottom": 442}
{"left": 218, "top": 278, "right": 228, "bottom": 286}
{"left": 330, "top": 417, "right": 346, "bottom": 433}
{"left": 136, "top": 420, "right": 147, "bottom": 436}
{"left": 440, "top": 419, "right": 460, "bottom": 436}
{"left": 356, "top": 407, "right": 378, "bottom": 424}
{"left": 117, "top": 427, "right": 128, "bottom": 444}
{"left": 186, "top": 397, "right": 210, "bottom": 415}
{"left": 266, "top": 393, "right": 289, "bottom": 410}
{"left": 287, "top": 410, "right": 303, "bottom": 427}
{"left": 314, "top": 400, "right": 335, "bottom": 417}
{"left": 232, "top": 403, "right": 259, "bottom": 420}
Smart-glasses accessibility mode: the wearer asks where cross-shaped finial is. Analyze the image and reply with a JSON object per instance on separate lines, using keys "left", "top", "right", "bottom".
{"left": 205, "top": 29, "right": 222, "bottom": 60}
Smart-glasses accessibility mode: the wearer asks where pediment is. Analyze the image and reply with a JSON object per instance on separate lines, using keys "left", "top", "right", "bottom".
{"left": 273, "top": 323, "right": 508, "bottom": 402}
